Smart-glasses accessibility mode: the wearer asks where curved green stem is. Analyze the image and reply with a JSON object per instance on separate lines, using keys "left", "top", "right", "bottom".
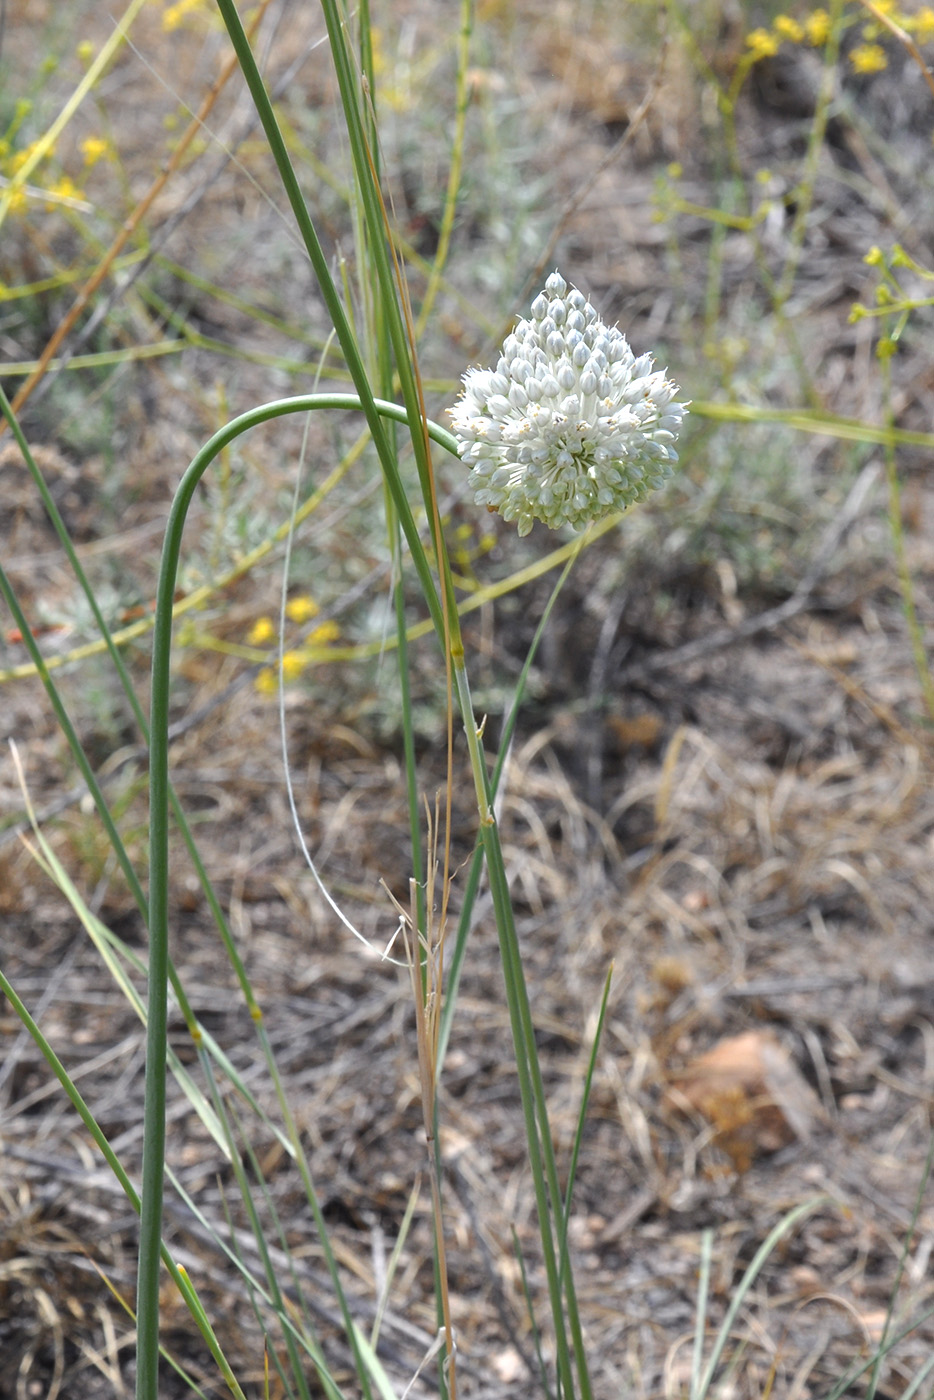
{"left": 139, "top": 392, "right": 458, "bottom": 1400}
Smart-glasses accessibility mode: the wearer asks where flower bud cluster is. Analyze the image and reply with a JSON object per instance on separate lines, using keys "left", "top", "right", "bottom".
{"left": 450, "top": 272, "right": 688, "bottom": 536}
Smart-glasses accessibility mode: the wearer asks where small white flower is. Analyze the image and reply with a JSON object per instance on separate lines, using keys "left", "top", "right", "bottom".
{"left": 450, "top": 272, "right": 688, "bottom": 536}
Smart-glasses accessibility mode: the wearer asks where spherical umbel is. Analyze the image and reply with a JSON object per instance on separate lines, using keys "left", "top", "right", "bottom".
{"left": 450, "top": 272, "right": 688, "bottom": 537}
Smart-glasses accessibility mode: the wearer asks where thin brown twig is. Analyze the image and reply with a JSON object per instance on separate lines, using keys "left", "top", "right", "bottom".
{"left": 392, "top": 830, "right": 458, "bottom": 1400}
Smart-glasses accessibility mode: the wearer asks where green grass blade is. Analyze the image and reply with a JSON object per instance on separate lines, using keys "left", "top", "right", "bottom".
{"left": 512, "top": 1226, "right": 556, "bottom": 1400}
{"left": 199, "top": 1054, "right": 316, "bottom": 1400}
{"left": 896, "top": 1349, "right": 934, "bottom": 1400}
{"left": 0, "top": 965, "right": 247, "bottom": 1398}
{"left": 414, "top": 0, "right": 473, "bottom": 339}
{"left": 691, "top": 1230, "right": 713, "bottom": 1400}
{"left": 868, "top": 1128, "right": 934, "bottom": 1399}
{"left": 1, "top": 383, "right": 253, "bottom": 1048}
{"left": 212, "top": 0, "right": 445, "bottom": 641}
{"left": 696, "top": 1197, "right": 825, "bottom": 1398}
{"left": 142, "top": 390, "right": 461, "bottom": 1399}
{"left": 560, "top": 966, "right": 613, "bottom": 1256}
{"left": 437, "top": 545, "right": 580, "bottom": 1073}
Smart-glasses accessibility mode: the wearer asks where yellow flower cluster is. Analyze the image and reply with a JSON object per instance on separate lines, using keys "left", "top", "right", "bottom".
{"left": 284, "top": 595, "right": 319, "bottom": 624}
{"left": 247, "top": 616, "right": 276, "bottom": 646}
{"left": 850, "top": 41, "right": 888, "bottom": 70}
{"left": 745, "top": 2, "right": 934, "bottom": 74}
{"left": 1, "top": 137, "right": 40, "bottom": 215}
{"left": 81, "top": 136, "right": 113, "bottom": 168}
{"left": 42, "top": 175, "right": 84, "bottom": 210}
{"left": 248, "top": 597, "right": 340, "bottom": 695}
{"left": 1, "top": 183, "right": 28, "bottom": 216}
{"left": 1, "top": 126, "right": 114, "bottom": 221}
{"left": 746, "top": 8, "right": 831, "bottom": 61}
{"left": 849, "top": 240, "right": 933, "bottom": 368}
{"left": 162, "top": 0, "right": 217, "bottom": 32}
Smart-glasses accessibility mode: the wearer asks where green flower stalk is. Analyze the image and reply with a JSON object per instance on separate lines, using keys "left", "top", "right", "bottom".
{"left": 450, "top": 271, "right": 688, "bottom": 536}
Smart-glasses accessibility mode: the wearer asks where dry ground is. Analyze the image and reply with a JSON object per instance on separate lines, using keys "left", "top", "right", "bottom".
{"left": 1, "top": 2, "right": 934, "bottom": 1397}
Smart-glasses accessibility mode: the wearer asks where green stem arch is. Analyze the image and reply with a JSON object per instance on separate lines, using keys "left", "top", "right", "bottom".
{"left": 138, "top": 393, "right": 458, "bottom": 1400}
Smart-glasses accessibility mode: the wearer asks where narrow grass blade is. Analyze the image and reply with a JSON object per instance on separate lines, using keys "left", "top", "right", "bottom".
{"left": 512, "top": 1226, "right": 556, "bottom": 1400}
{"left": 696, "top": 1198, "right": 825, "bottom": 1398}
{"left": 0, "top": 967, "right": 248, "bottom": 1398}
{"left": 558, "top": 965, "right": 613, "bottom": 1281}
{"left": 691, "top": 1230, "right": 713, "bottom": 1400}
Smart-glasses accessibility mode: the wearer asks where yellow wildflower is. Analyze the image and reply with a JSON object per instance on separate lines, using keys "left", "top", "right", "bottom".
{"left": 285, "top": 594, "right": 319, "bottom": 623}
{"left": 254, "top": 668, "right": 277, "bottom": 695}
{"left": 804, "top": 9, "right": 831, "bottom": 44}
{"left": 9, "top": 142, "right": 42, "bottom": 175}
{"left": 309, "top": 621, "right": 340, "bottom": 644}
{"left": 863, "top": 245, "right": 885, "bottom": 267}
{"left": 247, "top": 616, "right": 275, "bottom": 645}
{"left": 850, "top": 42, "right": 887, "bottom": 73}
{"left": 280, "top": 651, "right": 306, "bottom": 680}
{"left": 773, "top": 14, "right": 804, "bottom": 42}
{"left": 162, "top": 0, "right": 211, "bottom": 31}
{"left": 43, "top": 175, "right": 85, "bottom": 209}
{"left": 81, "top": 136, "right": 111, "bottom": 167}
{"left": 913, "top": 6, "right": 934, "bottom": 42}
{"left": 369, "top": 27, "right": 388, "bottom": 78}
{"left": 747, "top": 28, "right": 781, "bottom": 59}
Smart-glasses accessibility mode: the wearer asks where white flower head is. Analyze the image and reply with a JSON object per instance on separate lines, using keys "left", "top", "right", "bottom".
{"left": 450, "top": 272, "right": 688, "bottom": 537}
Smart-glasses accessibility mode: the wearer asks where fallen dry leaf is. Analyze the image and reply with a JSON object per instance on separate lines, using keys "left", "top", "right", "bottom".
{"left": 668, "top": 1030, "right": 822, "bottom": 1173}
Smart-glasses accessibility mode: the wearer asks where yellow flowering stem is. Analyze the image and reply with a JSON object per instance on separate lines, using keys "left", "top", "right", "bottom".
{"left": 0, "top": 0, "right": 148, "bottom": 228}
{"left": 0, "top": 0, "right": 276, "bottom": 437}
{"left": 859, "top": 0, "right": 934, "bottom": 99}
